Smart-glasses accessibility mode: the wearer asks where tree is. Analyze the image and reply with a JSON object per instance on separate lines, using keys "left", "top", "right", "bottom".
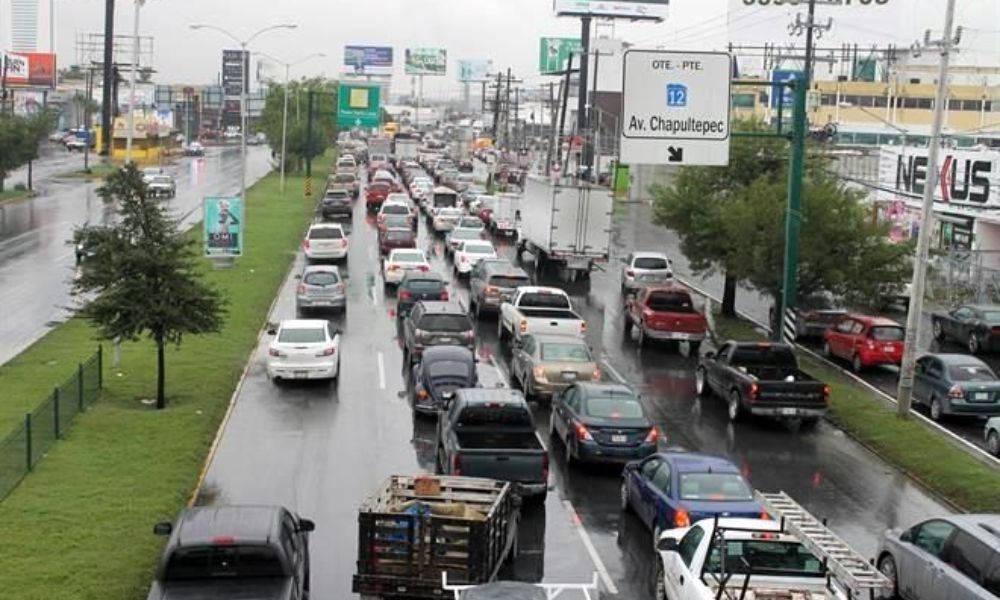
{"left": 257, "top": 77, "right": 337, "bottom": 170}
{"left": 0, "top": 111, "right": 53, "bottom": 192}
{"left": 72, "top": 164, "right": 227, "bottom": 409}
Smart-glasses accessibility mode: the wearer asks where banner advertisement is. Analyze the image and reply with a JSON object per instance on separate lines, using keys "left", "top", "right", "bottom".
{"left": 457, "top": 59, "right": 493, "bottom": 82}
{"left": 204, "top": 197, "right": 244, "bottom": 258}
{"left": 877, "top": 147, "right": 1000, "bottom": 209}
{"left": 221, "top": 49, "right": 248, "bottom": 97}
{"left": 1, "top": 52, "right": 57, "bottom": 88}
{"left": 405, "top": 48, "right": 447, "bottom": 76}
{"left": 343, "top": 45, "right": 394, "bottom": 76}
{"left": 337, "top": 83, "right": 382, "bottom": 129}
{"left": 554, "top": 0, "right": 668, "bottom": 20}
{"left": 538, "top": 38, "right": 581, "bottom": 74}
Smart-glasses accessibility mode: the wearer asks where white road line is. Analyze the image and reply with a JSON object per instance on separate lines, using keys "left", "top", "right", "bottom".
{"left": 488, "top": 353, "right": 510, "bottom": 386}
{"left": 376, "top": 351, "right": 386, "bottom": 390}
{"left": 562, "top": 499, "right": 619, "bottom": 595}
{"left": 55, "top": 251, "right": 76, "bottom": 262}
{"left": 601, "top": 359, "right": 627, "bottom": 385}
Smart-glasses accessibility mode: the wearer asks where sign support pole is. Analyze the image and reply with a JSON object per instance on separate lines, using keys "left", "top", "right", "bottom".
{"left": 576, "top": 15, "right": 592, "bottom": 179}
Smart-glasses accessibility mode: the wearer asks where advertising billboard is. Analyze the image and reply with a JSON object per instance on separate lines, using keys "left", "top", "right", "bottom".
{"left": 539, "top": 38, "right": 582, "bottom": 74}
{"left": 877, "top": 147, "right": 1000, "bottom": 209}
{"left": 204, "top": 197, "right": 244, "bottom": 258}
{"left": 457, "top": 59, "right": 493, "bottom": 82}
{"left": 343, "top": 45, "right": 394, "bottom": 76}
{"left": 221, "top": 49, "right": 248, "bottom": 97}
{"left": 405, "top": 48, "right": 447, "bottom": 76}
{"left": 554, "top": 0, "right": 668, "bottom": 20}
{"left": 337, "top": 83, "right": 382, "bottom": 129}
{"left": 0, "top": 52, "right": 57, "bottom": 88}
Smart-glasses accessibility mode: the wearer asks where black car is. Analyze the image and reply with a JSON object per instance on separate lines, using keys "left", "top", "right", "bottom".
{"left": 550, "top": 382, "right": 659, "bottom": 465}
{"left": 932, "top": 304, "right": 1000, "bottom": 354}
{"left": 147, "top": 505, "right": 315, "bottom": 600}
{"left": 397, "top": 271, "right": 449, "bottom": 322}
{"left": 320, "top": 187, "right": 352, "bottom": 220}
{"left": 401, "top": 301, "right": 474, "bottom": 363}
{"left": 410, "top": 345, "right": 478, "bottom": 415}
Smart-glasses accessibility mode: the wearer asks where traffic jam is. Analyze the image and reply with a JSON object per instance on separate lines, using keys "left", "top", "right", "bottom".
{"left": 149, "top": 130, "right": 1000, "bottom": 600}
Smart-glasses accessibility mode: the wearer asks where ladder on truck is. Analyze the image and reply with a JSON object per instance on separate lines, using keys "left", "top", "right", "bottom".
{"left": 754, "top": 491, "right": 893, "bottom": 600}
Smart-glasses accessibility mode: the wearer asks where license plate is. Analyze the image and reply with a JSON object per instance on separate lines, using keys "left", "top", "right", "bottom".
{"left": 780, "top": 407, "right": 798, "bottom": 416}
{"left": 884, "top": 346, "right": 895, "bottom": 352}
{"left": 293, "top": 370, "right": 308, "bottom": 378}
{"left": 438, "top": 338, "right": 454, "bottom": 344}
{"left": 673, "top": 332, "right": 691, "bottom": 340}
{"left": 562, "top": 371, "right": 577, "bottom": 380}
{"left": 975, "top": 392, "right": 990, "bottom": 401}
{"left": 611, "top": 434, "right": 627, "bottom": 443}
{"left": 640, "top": 274, "right": 660, "bottom": 281}
{"left": 312, "top": 300, "right": 331, "bottom": 306}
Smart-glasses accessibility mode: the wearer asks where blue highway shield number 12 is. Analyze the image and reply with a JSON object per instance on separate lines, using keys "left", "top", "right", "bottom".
{"left": 666, "top": 83, "right": 687, "bottom": 108}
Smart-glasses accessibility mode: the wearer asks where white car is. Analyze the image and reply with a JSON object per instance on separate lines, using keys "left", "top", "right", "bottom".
{"left": 265, "top": 319, "right": 341, "bottom": 383}
{"left": 382, "top": 248, "right": 431, "bottom": 285}
{"left": 621, "top": 251, "right": 673, "bottom": 293}
{"left": 432, "top": 207, "right": 465, "bottom": 233}
{"left": 303, "top": 223, "right": 349, "bottom": 262}
{"left": 453, "top": 240, "right": 497, "bottom": 275}
{"left": 141, "top": 166, "right": 165, "bottom": 184}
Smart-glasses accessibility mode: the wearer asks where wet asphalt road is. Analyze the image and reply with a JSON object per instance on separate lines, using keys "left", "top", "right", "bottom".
{"left": 198, "top": 177, "right": 950, "bottom": 600}
{"left": 0, "top": 144, "right": 271, "bottom": 365}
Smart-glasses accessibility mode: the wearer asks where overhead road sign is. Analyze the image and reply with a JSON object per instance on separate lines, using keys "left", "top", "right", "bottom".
{"left": 554, "top": 0, "right": 669, "bottom": 21}
{"left": 619, "top": 49, "right": 732, "bottom": 166}
{"left": 337, "top": 82, "right": 382, "bottom": 129}
{"left": 204, "top": 197, "right": 243, "bottom": 258}
{"left": 405, "top": 48, "right": 447, "bottom": 76}
{"left": 539, "top": 37, "right": 582, "bottom": 74}
{"left": 343, "top": 45, "right": 393, "bottom": 76}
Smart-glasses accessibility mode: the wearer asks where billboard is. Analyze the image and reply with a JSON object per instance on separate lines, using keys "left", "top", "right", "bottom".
{"left": 337, "top": 83, "right": 382, "bottom": 129}
{"left": 0, "top": 52, "right": 57, "bottom": 88}
{"left": 221, "top": 49, "right": 248, "bottom": 97}
{"left": 539, "top": 38, "right": 582, "bottom": 74}
{"left": 877, "top": 147, "right": 1000, "bottom": 209}
{"left": 343, "top": 45, "right": 394, "bottom": 76}
{"left": 457, "top": 59, "right": 493, "bottom": 82}
{"left": 554, "top": 0, "right": 668, "bottom": 20}
{"left": 204, "top": 197, "right": 244, "bottom": 258}
{"left": 405, "top": 48, "right": 447, "bottom": 76}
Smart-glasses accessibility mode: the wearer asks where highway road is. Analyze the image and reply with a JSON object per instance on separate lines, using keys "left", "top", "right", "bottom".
{"left": 197, "top": 176, "right": 950, "bottom": 599}
{"left": 0, "top": 144, "right": 272, "bottom": 365}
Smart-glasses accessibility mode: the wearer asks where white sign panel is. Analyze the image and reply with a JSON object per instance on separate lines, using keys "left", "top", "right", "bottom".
{"left": 620, "top": 49, "right": 732, "bottom": 166}
{"left": 554, "top": 0, "right": 669, "bottom": 20}
{"left": 877, "top": 147, "right": 1000, "bottom": 208}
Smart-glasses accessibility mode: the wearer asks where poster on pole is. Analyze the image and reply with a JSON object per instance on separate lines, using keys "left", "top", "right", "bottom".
{"left": 554, "top": 0, "right": 668, "bottom": 21}
{"left": 405, "top": 48, "right": 447, "bottom": 76}
{"left": 538, "top": 38, "right": 581, "bottom": 74}
{"left": 343, "top": 45, "right": 394, "bottom": 76}
{"left": 457, "top": 59, "right": 493, "bottom": 82}
{"left": 203, "top": 197, "right": 243, "bottom": 257}
{"left": 337, "top": 82, "right": 382, "bottom": 129}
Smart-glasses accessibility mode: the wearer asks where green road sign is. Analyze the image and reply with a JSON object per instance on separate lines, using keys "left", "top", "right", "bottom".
{"left": 337, "top": 83, "right": 382, "bottom": 129}
{"left": 204, "top": 196, "right": 243, "bottom": 258}
{"left": 539, "top": 37, "right": 582, "bottom": 74}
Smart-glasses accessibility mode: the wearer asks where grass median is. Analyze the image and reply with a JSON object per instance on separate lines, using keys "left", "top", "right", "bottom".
{"left": 0, "top": 154, "right": 328, "bottom": 600}
{"left": 711, "top": 312, "right": 1000, "bottom": 513}
{"left": 0, "top": 188, "right": 34, "bottom": 205}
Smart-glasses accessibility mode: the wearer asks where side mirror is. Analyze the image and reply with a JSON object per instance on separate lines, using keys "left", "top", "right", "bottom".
{"left": 153, "top": 521, "right": 173, "bottom": 536}
{"left": 899, "top": 529, "right": 912, "bottom": 543}
{"left": 297, "top": 518, "right": 316, "bottom": 533}
{"left": 656, "top": 537, "right": 679, "bottom": 552}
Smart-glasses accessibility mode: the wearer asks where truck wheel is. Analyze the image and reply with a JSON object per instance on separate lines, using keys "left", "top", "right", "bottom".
{"left": 620, "top": 480, "right": 632, "bottom": 513}
{"left": 727, "top": 390, "right": 744, "bottom": 422}
{"left": 623, "top": 315, "right": 633, "bottom": 337}
{"left": 932, "top": 319, "right": 944, "bottom": 341}
{"left": 695, "top": 367, "right": 710, "bottom": 397}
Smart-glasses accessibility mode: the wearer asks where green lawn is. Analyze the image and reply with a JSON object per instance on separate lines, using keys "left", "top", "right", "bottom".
{"left": 711, "top": 313, "right": 1000, "bottom": 512}
{"left": 0, "top": 158, "right": 327, "bottom": 600}
{"left": 0, "top": 188, "right": 34, "bottom": 205}
{"left": 56, "top": 162, "right": 118, "bottom": 180}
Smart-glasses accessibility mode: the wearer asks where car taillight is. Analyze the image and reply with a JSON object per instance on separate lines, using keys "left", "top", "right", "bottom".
{"left": 625, "top": 269, "right": 635, "bottom": 277}
{"left": 451, "top": 453, "right": 462, "bottom": 475}
{"left": 760, "top": 511, "right": 771, "bottom": 520}
{"left": 464, "top": 330, "right": 474, "bottom": 340}
{"left": 440, "top": 290, "right": 449, "bottom": 301}
{"left": 644, "top": 427, "right": 660, "bottom": 444}
{"left": 519, "top": 319, "right": 528, "bottom": 333}
{"left": 460, "top": 255, "right": 469, "bottom": 263}
{"left": 303, "top": 239, "right": 310, "bottom": 250}
{"left": 415, "top": 328, "right": 427, "bottom": 339}
{"left": 866, "top": 339, "right": 876, "bottom": 349}
{"left": 533, "top": 366, "right": 547, "bottom": 381}
{"left": 822, "top": 384, "right": 831, "bottom": 399}
{"left": 268, "top": 348, "right": 283, "bottom": 357}
{"left": 416, "top": 388, "right": 429, "bottom": 399}
{"left": 485, "top": 286, "right": 500, "bottom": 297}
{"left": 575, "top": 423, "right": 593, "bottom": 442}
{"left": 335, "top": 283, "right": 345, "bottom": 294}
{"left": 399, "top": 290, "right": 412, "bottom": 300}
{"left": 297, "top": 284, "right": 306, "bottom": 295}
{"left": 418, "top": 265, "right": 429, "bottom": 272}
{"left": 674, "top": 509, "right": 691, "bottom": 528}
{"left": 388, "top": 264, "right": 400, "bottom": 271}
{"left": 591, "top": 368, "right": 602, "bottom": 381}
{"left": 749, "top": 383, "right": 759, "bottom": 401}
{"left": 948, "top": 385, "right": 965, "bottom": 399}
{"left": 580, "top": 321, "right": 588, "bottom": 334}
{"left": 339, "top": 239, "right": 348, "bottom": 247}
{"left": 316, "top": 347, "right": 336, "bottom": 357}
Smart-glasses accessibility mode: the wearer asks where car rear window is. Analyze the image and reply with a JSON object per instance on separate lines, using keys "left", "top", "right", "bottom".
{"left": 278, "top": 328, "right": 326, "bottom": 343}
{"left": 417, "top": 314, "right": 471, "bottom": 332}
{"left": 456, "top": 406, "right": 533, "bottom": 428}
{"left": 870, "top": 326, "right": 904, "bottom": 341}
{"left": 334, "top": 174, "right": 355, "bottom": 183}
{"left": 383, "top": 216, "right": 409, "bottom": 228}
{"left": 427, "top": 360, "right": 472, "bottom": 379}
{"left": 164, "top": 545, "right": 285, "bottom": 579}
{"left": 948, "top": 364, "right": 997, "bottom": 382}
{"left": 433, "top": 193, "right": 458, "bottom": 207}
{"left": 452, "top": 229, "right": 480, "bottom": 240}
{"left": 392, "top": 251, "right": 425, "bottom": 263}
{"left": 459, "top": 217, "right": 483, "bottom": 228}
{"left": 540, "top": 342, "right": 591, "bottom": 362}
{"left": 730, "top": 346, "right": 797, "bottom": 368}
{"left": 407, "top": 279, "right": 444, "bottom": 291}
{"left": 634, "top": 257, "right": 669, "bottom": 269}
{"left": 386, "top": 230, "right": 413, "bottom": 242}
{"left": 303, "top": 272, "right": 339, "bottom": 286}
{"left": 647, "top": 291, "right": 694, "bottom": 312}
{"left": 584, "top": 396, "right": 644, "bottom": 419}
{"left": 679, "top": 472, "right": 753, "bottom": 501}
{"left": 705, "top": 540, "right": 825, "bottom": 578}
{"left": 463, "top": 243, "right": 494, "bottom": 255}
{"left": 382, "top": 204, "right": 410, "bottom": 215}
{"left": 519, "top": 292, "right": 571, "bottom": 310}
{"left": 488, "top": 275, "right": 530, "bottom": 289}
{"left": 309, "top": 227, "right": 343, "bottom": 239}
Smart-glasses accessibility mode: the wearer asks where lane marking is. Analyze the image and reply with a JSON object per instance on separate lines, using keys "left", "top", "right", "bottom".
{"left": 377, "top": 351, "right": 386, "bottom": 390}
{"left": 601, "top": 359, "right": 627, "bottom": 385}
{"left": 562, "top": 499, "right": 619, "bottom": 595}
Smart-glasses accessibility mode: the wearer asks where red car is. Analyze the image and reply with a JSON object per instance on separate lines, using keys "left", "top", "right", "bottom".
{"left": 823, "top": 314, "right": 905, "bottom": 372}
{"left": 366, "top": 182, "right": 391, "bottom": 211}
{"left": 623, "top": 285, "right": 708, "bottom": 350}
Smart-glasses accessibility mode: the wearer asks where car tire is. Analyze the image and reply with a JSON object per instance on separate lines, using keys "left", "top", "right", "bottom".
{"left": 620, "top": 479, "right": 632, "bottom": 513}
{"left": 623, "top": 314, "right": 633, "bottom": 337}
{"left": 728, "top": 390, "right": 744, "bottom": 422}
{"left": 877, "top": 554, "right": 899, "bottom": 600}
{"left": 564, "top": 437, "right": 576, "bottom": 467}
{"left": 695, "top": 367, "right": 710, "bottom": 397}
{"left": 800, "top": 416, "right": 820, "bottom": 429}
{"left": 930, "top": 396, "right": 944, "bottom": 421}
{"left": 932, "top": 319, "right": 944, "bottom": 341}
{"left": 851, "top": 353, "right": 864, "bottom": 374}
{"left": 652, "top": 522, "right": 663, "bottom": 554}
{"left": 548, "top": 414, "right": 557, "bottom": 438}
{"left": 987, "top": 430, "right": 1000, "bottom": 456}
{"left": 968, "top": 332, "right": 980, "bottom": 354}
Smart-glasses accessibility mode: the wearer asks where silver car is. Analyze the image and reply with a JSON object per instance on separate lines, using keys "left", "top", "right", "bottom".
{"left": 621, "top": 251, "right": 673, "bottom": 294}
{"left": 295, "top": 265, "right": 346, "bottom": 315}
{"left": 876, "top": 514, "right": 1000, "bottom": 600}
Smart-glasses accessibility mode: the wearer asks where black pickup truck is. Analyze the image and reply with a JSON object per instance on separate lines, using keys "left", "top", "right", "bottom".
{"left": 695, "top": 341, "right": 829, "bottom": 425}
{"left": 146, "top": 505, "right": 315, "bottom": 600}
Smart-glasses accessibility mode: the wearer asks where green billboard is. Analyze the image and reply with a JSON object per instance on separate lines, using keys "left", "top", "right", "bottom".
{"left": 539, "top": 37, "right": 582, "bottom": 74}
{"left": 337, "top": 83, "right": 382, "bottom": 129}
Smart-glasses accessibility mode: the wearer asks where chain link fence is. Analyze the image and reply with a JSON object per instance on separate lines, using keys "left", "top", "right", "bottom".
{"left": 925, "top": 253, "right": 1000, "bottom": 306}
{"left": 0, "top": 347, "right": 103, "bottom": 501}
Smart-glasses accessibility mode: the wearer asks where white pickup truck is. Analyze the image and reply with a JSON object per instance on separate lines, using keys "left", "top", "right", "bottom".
{"left": 498, "top": 286, "right": 586, "bottom": 347}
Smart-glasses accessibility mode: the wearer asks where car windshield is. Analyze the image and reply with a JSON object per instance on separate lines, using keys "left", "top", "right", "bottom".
{"left": 705, "top": 540, "right": 826, "bottom": 578}
{"left": 948, "top": 364, "right": 997, "bottom": 382}
{"left": 164, "top": 545, "right": 286, "bottom": 580}
{"left": 309, "top": 227, "right": 343, "bottom": 239}
{"left": 303, "top": 272, "right": 339, "bottom": 286}
{"left": 540, "top": 342, "right": 590, "bottom": 362}
{"left": 278, "top": 327, "right": 326, "bottom": 343}
{"left": 647, "top": 291, "right": 694, "bottom": 313}
{"left": 870, "top": 326, "right": 904, "bottom": 341}
{"left": 584, "top": 396, "right": 644, "bottom": 419}
{"left": 385, "top": 230, "right": 413, "bottom": 242}
{"left": 489, "top": 275, "right": 530, "bottom": 289}
{"left": 417, "top": 314, "right": 471, "bottom": 332}
{"left": 634, "top": 257, "right": 669, "bottom": 270}
{"left": 433, "top": 193, "right": 457, "bottom": 207}
{"left": 678, "top": 472, "right": 753, "bottom": 501}
{"left": 406, "top": 279, "right": 444, "bottom": 291}
{"left": 427, "top": 360, "right": 472, "bottom": 379}
{"left": 463, "top": 243, "right": 494, "bottom": 255}
{"left": 392, "top": 251, "right": 425, "bottom": 263}
{"left": 981, "top": 310, "right": 1000, "bottom": 323}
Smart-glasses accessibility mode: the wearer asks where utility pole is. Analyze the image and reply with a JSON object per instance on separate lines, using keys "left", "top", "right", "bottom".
{"left": 546, "top": 82, "right": 557, "bottom": 175}
{"left": 125, "top": 0, "right": 146, "bottom": 164}
{"left": 576, "top": 16, "right": 591, "bottom": 179}
{"left": 504, "top": 68, "right": 512, "bottom": 148}
{"left": 896, "top": 0, "right": 960, "bottom": 417}
{"left": 491, "top": 72, "right": 502, "bottom": 140}
{"left": 305, "top": 89, "right": 315, "bottom": 179}
{"left": 513, "top": 88, "right": 520, "bottom": 150}
{"left": 480, "top": 80, "right": 487, "bottom": 114}
{"left": 100, "top": 0, "right": 116, "bottom": 157}
{"left": 556, "top": 54, "right": 574, "bottom": 176}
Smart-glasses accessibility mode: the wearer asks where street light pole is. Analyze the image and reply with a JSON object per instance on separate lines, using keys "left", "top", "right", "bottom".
{"left": 281, "top": 63, "right": 289, "bottom": 193}
{"left": 125, "top": 0, "right": 145, "bottom": 164}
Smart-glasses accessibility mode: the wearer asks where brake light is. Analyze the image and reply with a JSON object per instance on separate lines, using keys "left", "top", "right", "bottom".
{"left": 303, "top": 239, "right": 310, "bottom": 250}
{"left": 416, "top": 388, "right": 429, "bottom": 399}
{"left": 464, "top": 330, "right": 474, "bottom": 339}
{"left": 519, "top": 319, "right": 528, "bottom": 333}
{"left": 316, "top": 347, "right": 336, "bottom": 357}
{"left": 591, "top": 368, "right": 602, "bottom": 381}
{"left": 440, "top": 290, "right": 449, "bottom": 301}
{"left": 674, "top": 509, "right": 691, "bottom": 528}
{"left": 644, "top": 427, "right": 659, "bottom": 444}
{"left": 268, "top": 348, "right": 284, "bottom": 357}
{"left": 625, "top": 269, "right": 635, "bottom": 277}
{"left": 211, "top": 536, "right": 236, "bottom": 545}
{"left": 451, "top": 453, "right": 462, "bottom": 475}
{"left": 822, "top": 384, "right": 831, "bottom": 399}
{"left": 418, "top": 265, "right": 429, "bottom": 272}
{"left": 749, "top": 383, "right": 759, "bottom": 401}
{"left": 388, "top": 264, "right": 400, "bottom": 271}
{"left": 297, "top": 284, "right": 306, "bottom": 295}
{"left": 335, "top": 283, "right": 345, "bottom": 294}
{"left": 751, "top": 532, "right": 779, "bottom": 540}
{"left": 575, "top": 423, "right": 593, "bottom": 442}
{"left": 485, "top": 286, "right": 500, "bottom": 297}
{"left": 760, "top": 511, "right": 771, "bottom": 520}
{"left": 948, "top": 385, "right": 965, "bottom": 399}
{"left": 580, "top": 321, "right": 588, "bottom": 334}
{"left": 399, "top": 290, "right": 412, "bottom": 300}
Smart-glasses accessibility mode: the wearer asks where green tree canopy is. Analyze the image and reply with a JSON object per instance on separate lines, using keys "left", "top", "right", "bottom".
{"left": 257, "top": 77, "right": 337, "bottom": 170}
{"left": 0, "top": 110, "right": 54, "bottom": 192}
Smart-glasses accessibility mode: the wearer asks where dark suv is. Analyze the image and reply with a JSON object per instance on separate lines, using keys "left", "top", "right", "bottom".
{"left": 397, "top": 271, "right": 449, "bottom": 322}
{"left": 147, "top": 505, "right": 315, "bottom": 600}
{"left": 401, "top": 301, "right": 474, "bottom": 363}
{"left": 468, "top": 259, "right": 531, "bottom": 318}
{"left": 320, "top": 187, "right": 352, "bottom": 220}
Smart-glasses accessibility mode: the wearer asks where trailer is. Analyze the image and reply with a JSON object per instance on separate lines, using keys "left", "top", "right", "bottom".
{"left": 353, "top": 475, "right": 520, "bottom": 600}
{"left": 516, "top": 176, "right": 613, "bottom": 281}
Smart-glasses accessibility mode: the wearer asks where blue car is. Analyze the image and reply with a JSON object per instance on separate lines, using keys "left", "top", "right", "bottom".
{"left": 621, "top": 452, "right": 762, "bottom": 542}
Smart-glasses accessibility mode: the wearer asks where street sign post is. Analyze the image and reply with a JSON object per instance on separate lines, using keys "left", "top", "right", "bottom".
{"left": 619, "top": 49, "right": 733, "bottom": 166}
{"left": 203, "top": 197, "right": 243, "bottom": 258}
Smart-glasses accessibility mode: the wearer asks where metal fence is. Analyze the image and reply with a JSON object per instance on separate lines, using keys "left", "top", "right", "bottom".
{"left": 0, "top": 346, "right": 103, "bottom": 501}
{"left": 925, "top": 253, "right": 1000, "bottom": 306}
